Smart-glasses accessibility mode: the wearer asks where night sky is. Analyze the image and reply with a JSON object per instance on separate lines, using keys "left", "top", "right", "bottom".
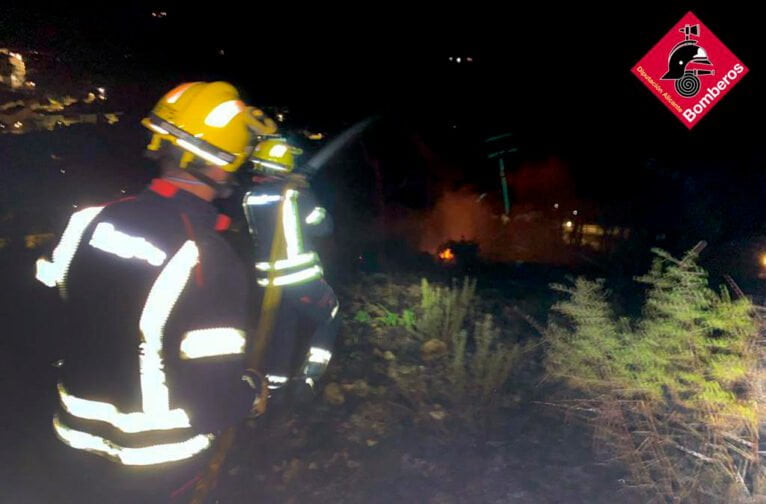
{"left": 3, "top": 3, "right": 762, "bottom": 151}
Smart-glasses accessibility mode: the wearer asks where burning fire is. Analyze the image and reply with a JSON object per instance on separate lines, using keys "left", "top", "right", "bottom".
{"left": 438, "top": 248, "right": 455, "bottom": 262}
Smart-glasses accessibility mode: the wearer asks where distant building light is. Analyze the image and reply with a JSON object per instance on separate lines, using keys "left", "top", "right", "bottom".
{"left": 218, "top": 49, "right": 225, "bottom": 56}
{"left": 564, "top": 220, "right": 574, "bottom": 230}
{"left": 582, "top": 224, "right": 605, "bottom": 236}
{"left": 25, "top": 233, "right": 55, "bottom": 250}
{"left": 573, "top": 210, "right": 578, "bottom": 216}
{"left": 449, "top": 57, "right": 454, "bottom": 62}
{"left": 466, "top": 57, "right": 473, "bottom": 62}
{"left": 97, "top": 87, "right": 106, "bottom": 100}
{"left": 456, "top": 57, "right": 461, "bottom": 63}
{"left": 554, "top": 203, "right": 559, "bottom": 209}
{"left": 121, "top": 189, "right": 127, "bottom": 194}
{"left": 72, "top": 204, "right": 78, "bottom": 209}
{"left": 13, "top": 121, "right": 22, "bottom": 129}
{"left": 25, "top": 81, "right": 36, "bottom": 89}
{"left": 276, "top": 113, "right": 284, "bottom": 122}
{"left": 60, "top": 169, "right": 66, "bottom": 174}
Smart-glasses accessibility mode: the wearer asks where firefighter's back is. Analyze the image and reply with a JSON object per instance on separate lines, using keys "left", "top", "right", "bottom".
{"left": 36, "top": 182, "right": 255, "bottom": 503}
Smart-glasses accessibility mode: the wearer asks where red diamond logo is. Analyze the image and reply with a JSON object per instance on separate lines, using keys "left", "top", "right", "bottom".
{"left": 631, "top": 11, "right": 748, "bottom": 129}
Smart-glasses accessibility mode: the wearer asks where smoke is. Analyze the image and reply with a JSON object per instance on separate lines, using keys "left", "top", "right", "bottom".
{"left": 408, "top": 156, "right": 578, "bottom": 264}
{"left": 417, "top": 187, "right": 492, "bottom": 253}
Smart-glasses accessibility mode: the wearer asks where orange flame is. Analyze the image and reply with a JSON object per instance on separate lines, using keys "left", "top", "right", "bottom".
{"left": 438, "top": 248, "right": 455, "bottom": 262}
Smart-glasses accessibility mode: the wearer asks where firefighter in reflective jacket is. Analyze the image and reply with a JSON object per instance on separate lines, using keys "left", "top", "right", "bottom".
{"left": 243, "top": 139, "right": 339, "bottom": 392}
{"left": 34, "top": 82, "right": 276, "bottom": 497}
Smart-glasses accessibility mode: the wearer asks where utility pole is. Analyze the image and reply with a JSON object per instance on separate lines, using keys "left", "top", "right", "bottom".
{"left": 485, "top": 132, "right": 518, "bottom": 222}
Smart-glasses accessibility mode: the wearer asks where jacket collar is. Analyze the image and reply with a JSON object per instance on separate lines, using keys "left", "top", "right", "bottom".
{"left": 147, "top": 179, "right": 230, "bottom": 231}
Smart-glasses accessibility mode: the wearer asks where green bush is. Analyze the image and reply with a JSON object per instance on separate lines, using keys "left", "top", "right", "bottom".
{"left": 353, "top": 310, "right": 372, "bottom": 323}
{"left": 544, "top": 247, "right": 763, "bottom": 502}
{"left": 449, "top": 313, "right": 525, "bottom": 413}
{"left": 374, "top": 308, "right": 416, "bottom": 330}
{"left": 390, "top": 277, "right": 528, "bottom": 435}
{"left": 417, "top": 277, "right": 477, "bottom": 342}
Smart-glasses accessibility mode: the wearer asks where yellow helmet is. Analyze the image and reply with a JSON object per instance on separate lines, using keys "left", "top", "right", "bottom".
{"left": 142, "top": 81, "right": 274, "bottom": 172}
{"left": 251, "top": 138, "right": 303, "bottom": 174}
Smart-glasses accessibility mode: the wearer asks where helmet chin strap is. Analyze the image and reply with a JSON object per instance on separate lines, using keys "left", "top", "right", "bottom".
{"left": 185, "top": 165, "right": 237, "bottom": 199}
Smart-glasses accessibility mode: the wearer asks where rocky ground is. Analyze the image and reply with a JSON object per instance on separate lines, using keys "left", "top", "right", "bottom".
{"left": 218, "top": 274, "right": 643, "bottom": 504}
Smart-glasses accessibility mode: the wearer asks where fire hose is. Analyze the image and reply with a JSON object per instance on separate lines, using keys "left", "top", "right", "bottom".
{"left": 189, "top": 116, "right": 378, "bottom": 503}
